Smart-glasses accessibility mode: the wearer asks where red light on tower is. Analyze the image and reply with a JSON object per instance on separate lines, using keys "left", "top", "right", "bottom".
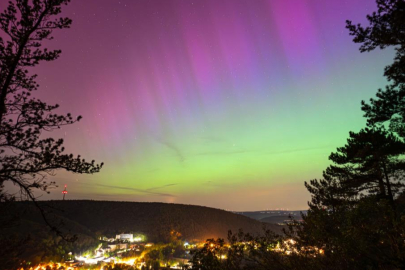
{"left": 62, "top": 184, "right": 68, "bottom": 200}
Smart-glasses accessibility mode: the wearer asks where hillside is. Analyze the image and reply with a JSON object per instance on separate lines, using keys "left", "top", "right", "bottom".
{"left": 2, "top": 200, "right": 281, "bottom": 242}
{"left": 237, "top": 210, "right": 306, "bottom": 222}
{"left": 260, "top": 216, "right": 295, "bottom": 224}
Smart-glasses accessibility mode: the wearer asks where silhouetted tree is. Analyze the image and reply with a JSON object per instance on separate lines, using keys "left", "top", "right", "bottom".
{"left": 325, "top": 128, "right": 405, "bottom": 205}
{"left": 347, "top": 0, "right": 405, "bottom": 136}
{"left": 292, "top": 2, "right": 405, "bottom": 263}
{"left": 0, "top": 2, "right": 103, "bottom": 268}
{"left": 190, "top": 238, "right": 226, "bottom": 270}
{"left": 297, "top": 128, "right": 405, "bottom": 268}
{"left": 305, "top": 174, "right": 349, "bottom": 212}
{"left": 288, "top": 195, "right": 405, "bottom": 269}
{"left": 0, "top": 0, "right": 103, "bottom": 229}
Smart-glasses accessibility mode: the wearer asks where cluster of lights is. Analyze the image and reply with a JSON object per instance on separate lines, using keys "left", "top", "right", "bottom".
{"left": 273, "top": 239, "right": 325, "bottom": 256}
{"left": 25, "top": 263, "right": 74, "bottom": 270}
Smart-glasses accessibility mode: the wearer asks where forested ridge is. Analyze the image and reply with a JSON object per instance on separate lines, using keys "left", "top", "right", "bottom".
{"left": 1, "top": 200, "right": 280, "bottom": 242}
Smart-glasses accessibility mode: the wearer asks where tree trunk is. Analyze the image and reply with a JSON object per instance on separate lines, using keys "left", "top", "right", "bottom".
{"left": 382, "top": 162, "right": 395, "bottom": 208}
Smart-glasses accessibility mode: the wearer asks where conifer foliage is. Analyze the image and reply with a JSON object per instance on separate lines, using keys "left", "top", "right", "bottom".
{"left": 325, "top": 128, "right": 405, "bottom": 202}
{"left": 296, "top": 1, "right": 405, "bottom": 268}
{"left": 347, "top": 0, "right": 405, "bottom": 135}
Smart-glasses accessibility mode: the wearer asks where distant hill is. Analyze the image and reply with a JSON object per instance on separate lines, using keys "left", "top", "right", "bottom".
{"left": 237, "top": 210, "right": 306, "bottom": 223}
{"left": 260, "top": 216, "right": 296, "bottom": 224}
{"left": 2, "top": 200, "right": 282, "bottom": 242}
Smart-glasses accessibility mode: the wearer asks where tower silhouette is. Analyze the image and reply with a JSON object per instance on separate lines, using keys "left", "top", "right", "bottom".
{"left": 62, "top": 185, "right": 68, "bottom": 200}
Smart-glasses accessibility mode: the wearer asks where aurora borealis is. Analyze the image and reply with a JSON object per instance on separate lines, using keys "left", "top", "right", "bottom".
{"left": 6, "top": 0, "right": 395, "bottom": 210}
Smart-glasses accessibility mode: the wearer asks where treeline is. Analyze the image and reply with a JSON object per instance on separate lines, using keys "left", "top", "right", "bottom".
{"left": 192, "top": 1, "right": 405, "bottom": 269}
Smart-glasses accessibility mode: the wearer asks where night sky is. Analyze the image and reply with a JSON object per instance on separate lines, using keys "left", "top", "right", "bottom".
{"left": 3, "top": 0, "right": 394, "bottom": 210}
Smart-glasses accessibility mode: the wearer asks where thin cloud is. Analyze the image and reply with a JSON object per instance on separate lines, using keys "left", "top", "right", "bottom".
{"left": 80, "top": 183, "right": 176, "bottom": 197}
{"left": 156, "top": 138, "right": 185, "bottom": 163}
{"left": 147, "top": 183, "right": 177, "bottom": 191}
